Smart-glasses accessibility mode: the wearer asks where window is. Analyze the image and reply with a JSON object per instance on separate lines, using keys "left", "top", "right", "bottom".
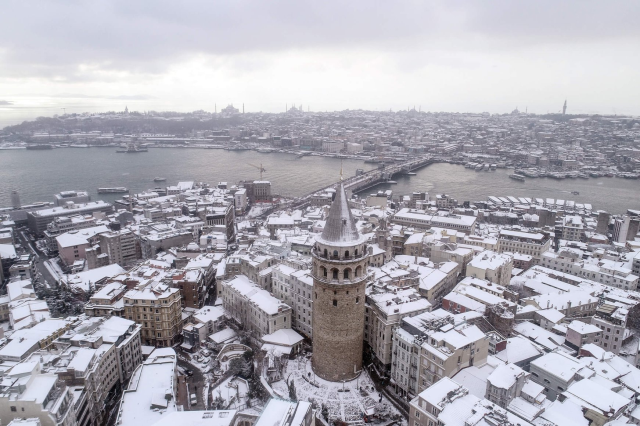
{"left": 332, "top": 269, "right": 339, "bottom": 279}
{"left": 356, "top": 296, "right": 360, "bottom": 304}
{"left": 10, "top": 406, "right": 16, "bottom": 412}
{"left": 333, "top": 300, "right": 337, "bottom": 307}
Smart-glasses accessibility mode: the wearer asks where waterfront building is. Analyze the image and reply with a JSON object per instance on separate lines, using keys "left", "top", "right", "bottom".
{"left": 54, "top": 191, "right": 91, "bottom": 207}
{"left": 27, "top": 201, "right": 113, "bottom": 236}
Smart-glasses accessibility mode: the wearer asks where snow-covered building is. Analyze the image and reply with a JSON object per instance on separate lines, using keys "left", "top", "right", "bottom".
{"left": 221, "top": 275, "right": 292, "bottom": 338}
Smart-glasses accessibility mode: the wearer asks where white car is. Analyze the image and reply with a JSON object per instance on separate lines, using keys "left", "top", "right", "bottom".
{"left": 190, "top": 394, "right": 197, "bottom": 405}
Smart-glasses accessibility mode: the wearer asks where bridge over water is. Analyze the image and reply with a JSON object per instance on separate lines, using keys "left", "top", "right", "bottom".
{"left": 256, "top": 155, "right": 434, "bottom": 219}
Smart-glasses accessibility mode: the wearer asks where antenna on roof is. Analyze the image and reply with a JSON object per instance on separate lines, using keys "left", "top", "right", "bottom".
{"left": 340, "top": 160, "right": 344, "bottom": 182}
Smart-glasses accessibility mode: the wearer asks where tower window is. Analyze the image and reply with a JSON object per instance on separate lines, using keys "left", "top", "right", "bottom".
{"left": 333, "top": 300, "right": 337, "bottom": 307}
{"left": 356, "top": 296, "right": 360, "bottom": 304}
{"left": 332, "top": 269, "right": 339, "bottom": 279}
{"left": 344, "top": 269, "right": 350, "bottom": 279}
{"left": 345, "top": 251, "right": 350, "bottom": 258}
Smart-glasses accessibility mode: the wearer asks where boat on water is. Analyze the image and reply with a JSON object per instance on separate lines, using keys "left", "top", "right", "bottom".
{"left": 153, "top": 177, "right": 167, "bottom": 182}
{"left": 69, "top": 144, "right": 90, "bottom": 148}
{"left": 26, "top": 144, "right": 53, "bottom": 150}
{"left": 386, "top": 180, "right": 398, "bottom": 184}
{"left": 98, "top": 187, "right": 129, "bottom": 193}
{"left": 508, "top": 174, "right": 525, "bottom": 182}
{"left": 571, "top": 191, "right": 580, "bottom": 195}
{"left": 117, "top": 144, "right": 148, "bottom": 153}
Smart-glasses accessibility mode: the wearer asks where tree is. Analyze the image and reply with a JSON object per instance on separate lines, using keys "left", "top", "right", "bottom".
{"left": 228, "top": 350, "right": 253, "bottom": 379}
{"left": 321, "top": 403, "right": 329, "bottom": 422}
{"left": 286, "top": 374, "right": 297, "bottom": 402}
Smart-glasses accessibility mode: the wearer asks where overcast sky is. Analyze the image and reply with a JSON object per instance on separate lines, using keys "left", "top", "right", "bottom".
{"left": 1, "top": 0, "right": 639, "bottom": 120}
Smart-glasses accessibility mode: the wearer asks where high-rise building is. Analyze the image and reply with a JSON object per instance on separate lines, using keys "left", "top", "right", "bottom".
{"left": 312, "top": 183, "right": 370, "bottom": 381}
{"left": 596, "top": 210, "right": 611, "bottom": 235}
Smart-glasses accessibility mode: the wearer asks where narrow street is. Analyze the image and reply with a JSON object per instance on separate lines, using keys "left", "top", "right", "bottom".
{"left": 14, "top": 230, "right": 58, "bottom": 286}
{"left": 177, "top": 357, "right": 207, "bottom": 410}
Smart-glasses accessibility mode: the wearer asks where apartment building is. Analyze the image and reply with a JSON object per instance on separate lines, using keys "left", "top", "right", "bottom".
{"left": 528, "top": 351, "right": 585, "bottom": 401}
{"left": 123, "top": 284, "right": 182, "bottom": 347}
{"left": 171, "top": 268, "right": 206, "bottom": 309}
{"left": 408, "top": 378, "right": 527, "bottom": 426}
{"left": 365, "top": 288, "right": 431, "bottom": 372}
{"left": 497, "top": 229, "right": 551, "bottom": 259}
{"left": 56, "top": 226, "right": 109, "bottom": 267}
{"left": 84, "top": 283, "right": 127, "bottom": 318}
{"left": 138, "top": 228, "right": 192, "bottom": 259}
{"left": 466, "top": 251, "right": 513, "bottom": 286}
{"left": 97, "top": 230, "right": 139, "bottom": 267}
{"left": 222, "top": 275, "right": 292, "bottom": 337}
{"left": 590, "top": 303, "right": 631, "bottom": 356}
{"left": 0, "top": 363, "right": 77, "bottom": 426}
{"left": 44, "top": 215, "right": 98, "bottom": 252}
{"left": 557, "top": 215, "right": 585, "bottom": 242}
{"left": 391, "top": 309, "right": 488, "bottom": 398}
{"left": 290, "top": 269, "right": 313, "bottom": 338}
{"left": 201, "top": 204, "right": 235, "bottom": 241}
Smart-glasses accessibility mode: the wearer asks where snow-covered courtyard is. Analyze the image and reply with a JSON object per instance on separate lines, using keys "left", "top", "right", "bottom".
{"left": 270, "top": 355, "right": 406, "bottom": 424}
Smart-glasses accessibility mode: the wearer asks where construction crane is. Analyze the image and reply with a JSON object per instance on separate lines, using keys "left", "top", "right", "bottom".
{"left": 248, "top": 163, "right": 266, "bottom": 180}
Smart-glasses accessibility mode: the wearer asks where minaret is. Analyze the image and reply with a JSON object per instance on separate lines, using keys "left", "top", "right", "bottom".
{"left": 563, "top": 100, "right": 567, "bottom": 115}
{"left": 312, "top": 179, "right": 370, "bottom": 381}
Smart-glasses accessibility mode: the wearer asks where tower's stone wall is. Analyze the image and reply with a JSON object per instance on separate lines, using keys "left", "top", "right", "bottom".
{"left": 312, "top": 248, "right": 369, "bottom": 381}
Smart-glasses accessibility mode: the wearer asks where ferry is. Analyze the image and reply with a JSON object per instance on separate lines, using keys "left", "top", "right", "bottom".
{"left": 153, "top": 177, "right": 167, "bottom": 182}
{"left": 117, "top": 144, "right": 148, "bottom": 153}
{"left": 26, "top": 144, "right": 53, "bottom": 150}
{"left": 97, "top": 187, "right": 129, "bottom": 193}
{"left": 508, "top": 174, "right": 525, "bottom": 182}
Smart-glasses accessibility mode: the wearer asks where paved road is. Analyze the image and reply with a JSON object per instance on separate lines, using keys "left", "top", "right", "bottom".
{"left": 14, "top": 230, "right": 58, "bottom": 286}
{"left": 177, "top": 357, "right": 207, "bottom": 410}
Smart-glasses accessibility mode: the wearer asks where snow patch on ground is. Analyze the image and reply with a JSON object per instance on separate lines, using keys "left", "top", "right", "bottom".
{"left": 270, "top": 355, "right": 405, "bottom": 424}
{"left": 45, "top": 258, "right": 64, "bottom": 282}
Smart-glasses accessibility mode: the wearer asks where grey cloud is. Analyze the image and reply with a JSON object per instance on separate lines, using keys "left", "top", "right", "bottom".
{"left": 1, "top": 0, "right": 638, "bottom": 80}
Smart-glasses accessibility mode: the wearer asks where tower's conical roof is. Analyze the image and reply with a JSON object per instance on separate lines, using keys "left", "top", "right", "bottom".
{"left": 317, "top": 183, "right": 362, "bottom": 246}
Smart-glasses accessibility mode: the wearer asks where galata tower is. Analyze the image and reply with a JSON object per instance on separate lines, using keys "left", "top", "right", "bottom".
{"left": 312, "top": 183, "right": 369, "bottom": 381}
